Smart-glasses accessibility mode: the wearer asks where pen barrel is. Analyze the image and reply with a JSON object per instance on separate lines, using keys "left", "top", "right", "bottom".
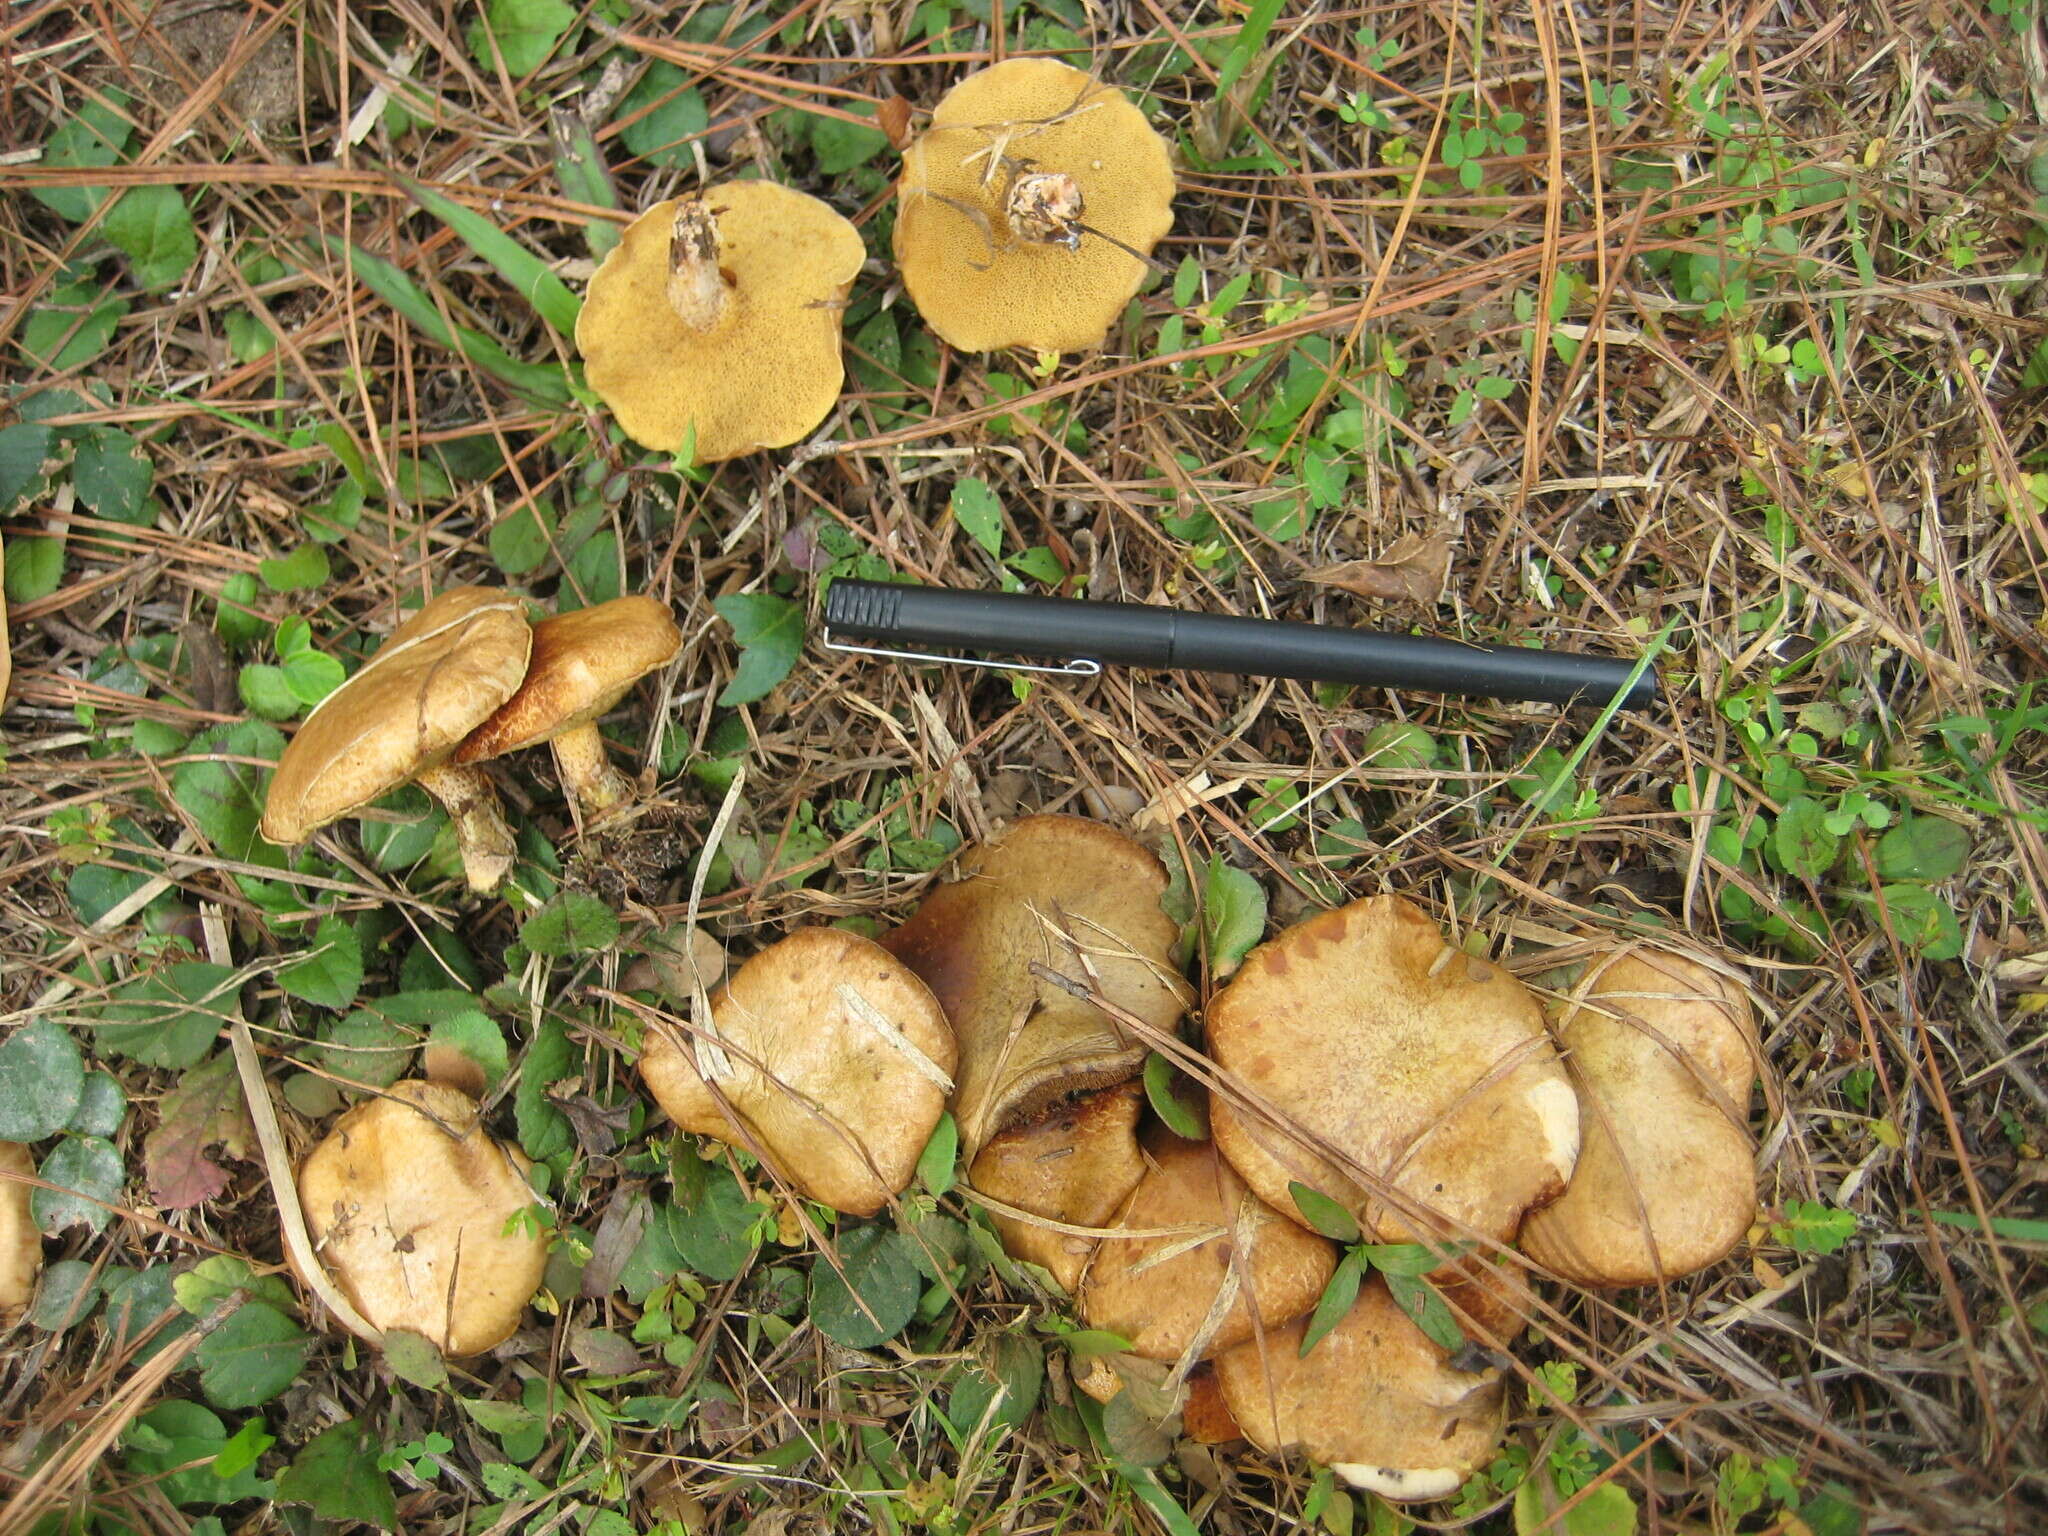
{"left": 824, "top": 581, "right": 1655, "bottom": 709}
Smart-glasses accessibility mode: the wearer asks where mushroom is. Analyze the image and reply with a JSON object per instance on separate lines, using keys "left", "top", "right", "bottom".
{"left": 575, "top": 182, "right": 866, "bottom": 462}
{"left": 1214, "top": 1276, "right": 1508, "bottom": 1504}
{"left": 638, "top": 927, "right": 958, "bottom": 1217}
{"left": 2, "top": 1141, "right": 38, "bottom": 1324}
{"left": 454, "top": 594, "right": 683, "bottom": 827}
{"left": 894, "top": 59, "right": 1175, "bottom": 353}
{"left": 881, "top": 813, "right": 1191, "bottom": 1155}
{"left": 966, "top": 1080, "right": 1147, "bottom": 1292}
{"left": 260, "top": 587, "right": 531, "bottom": 894}
{"left": 1518, "top": 946, "right": 1759, "bottom": 1287}
{"left": 1182, "top": 1363, "right": 1243, "bottom": 1444}
{"left": 1080, "top": 1134, "right": 1336, "bottom": 1365}
{"left": 1206, "top": 894, "right": 1578, "bottom": 1246}
{"left": 295, "top": 1079, "right": 547, "bottom": 1356}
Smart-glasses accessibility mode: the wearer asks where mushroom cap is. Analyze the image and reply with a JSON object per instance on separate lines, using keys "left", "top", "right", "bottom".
{"left": 1, "top": 1140, "right": 39, "bottom": 1324}
{"left": 455, "top": 595, "right": 682, "bottom": 764}
{"left": 1182, "top": 1363, "right": 1243, "bottom": 1444}
{"left": 260, "top": 588, "right": 532, "bottom": 845}
{"left": 967, "top": 1081, "right": 1147, "bottom": 1292}
{"left": 1517, "top": 947, "right": 1758, "bottom": 1287}
{"left": 295, "top": 1079, "right": 547, "bottom": 1356}
{"left": 893, "top": 59, "right": 1175, "bottom": 353}
{"left": 1080, "top": 1135, "right": 1337, "bottom": 1364}
{"left": 1215, "top": 1276, "right": 1508, "bottom": 1503}
{"left": 638, "top": 927, "right": 957, "bottom": 1217}
{"left": 880, "top": 813, "right": 1191, "bottom": 1155}
{"left": 575, "top": 182, "right": 866, "bottom": 461}
{"left": 1207, "top": 895, "right": 1578, "bottom": 1245}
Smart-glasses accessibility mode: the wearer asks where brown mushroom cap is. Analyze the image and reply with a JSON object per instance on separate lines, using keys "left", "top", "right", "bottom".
{"left": 295, "top": 1079, "right": 547, "bottom": 1357}
{"left": 1518, "top": 947, "right": 1758, "bottom": 1287}
{"left": 881, "top": 813, "right": 1190, "bottom": 1155}
{"left": 1216, "top": 1276, "right": 1508, "bottom": 1503}
{"left": 1182, "top": 1362, "right": 1243, "bottom": 1444}
{"left": 967, "top": 1081, "right": 1146, "bottom": 1291}
{"left": 1207, "top": 894, "right": 1578, "bottom": 1246}
{"left": 1081, "top": 1135, "right": 1337, "bottom": 1364}
{"left": 575, "top": 182, "right": 866, "bottom": 462}
{"left": 260, "top": 588, "right": 531, "bottom": 845}
{"left": 638, "top": 927, "right": 958, "bottom": 1217}
{"left": 455, "top": 596, "right": 681, "bottom": 763}
{"left": 894, "top": 59, "right": 1175, "bottom": 354}
{"left": 1, "top": 1140, "right": 39, "bottom": 1324}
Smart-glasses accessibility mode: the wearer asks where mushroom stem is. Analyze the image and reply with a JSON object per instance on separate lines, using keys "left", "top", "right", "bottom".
{"left": 665, "top": 201, "right": 729, "bottom": 332}
{"left": 549, "top": 723, "right": 634, "bottom": 823}
{"left": 414, "top": 763, "right": 517, "bottom": 894}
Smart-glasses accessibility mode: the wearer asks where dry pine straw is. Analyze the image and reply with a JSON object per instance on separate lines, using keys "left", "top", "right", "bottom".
{"left": 0, "top": 1, "right": 2045, "bottom": 1534}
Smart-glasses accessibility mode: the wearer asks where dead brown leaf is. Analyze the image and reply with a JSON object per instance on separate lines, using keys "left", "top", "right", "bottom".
{"left": 1304, "top": 532, "right": 1452, "bottom": 606}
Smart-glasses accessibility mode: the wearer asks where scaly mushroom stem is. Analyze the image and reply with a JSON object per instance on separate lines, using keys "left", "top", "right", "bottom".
{"left": 414, "top": 763, "right": 517, "bottom": 894}
{"left": 549, "top": 723, "right": 635, "bottom": 824}
{"left": 1005, "top": 169, "right": 1085, "bottom": 249}
{"left": 665, "top": 200, "right": 729, "bottom": 331}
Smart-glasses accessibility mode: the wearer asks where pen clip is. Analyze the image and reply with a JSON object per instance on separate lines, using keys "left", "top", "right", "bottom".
{"left": 821, "top": 628, "right": 1103, "bottom": 679}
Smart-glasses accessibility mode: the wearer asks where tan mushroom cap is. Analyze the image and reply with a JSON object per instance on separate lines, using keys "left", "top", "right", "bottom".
{"left": 1182, "top": 1363, "right": 1243, "bottom": 1444}
{"left": 1, "top": 1140, "right": 39, "bottom": 1324}
{"left": 894, "top": 59, "right": 1175, "bottom": 354}
{"left": 1081, "top": 1135, "right": 1337, "bottom": 1364}
{"left": 638, "top": 927, "right": 958, "bottom": 1217}
{"left": 881, "top": 814, "right": 1191, "bottom": 1155}
{"left": 1207, "top": 895, "right": 1578, "bottom": 1246}
{"left": 260, "top": 587, "right": 531, "bottom": 845}
{"left": 1518, "top": 947, "right": 1759, "bottom": 1287}
{"left": 1216, "top": 1276, "right": 1508, "bottom": 1504}
{"left": 967, "top": 1080, "right": 1146, "bottom": 1292}
{"left": 455, "top": 596, "right": 681, "bottom": 762}
{"left": 295, "top": 1079, "right": 547, "bottom": 1357}
{"left": 576, "top": 182, "right": 866, "bottom": 462}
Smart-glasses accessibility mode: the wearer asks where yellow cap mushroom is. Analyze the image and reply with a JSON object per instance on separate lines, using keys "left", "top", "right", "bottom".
{"left": 894, "top": 59, "right": 1175, "bottom": 353}
{"left": 576, "top": 182, "right": 866, "bottom": 462}
{"left": 2, "top": 1141, "right": 39, "bottom": 1324}
{"left": 966, "top": 1080, "right": 1147, "bottom": 1292}
{"left": 455, "top": 594, "right": 682, "bottom": 826}
{"left": 294, "top": 1079, "right": 547, "bottom": 1357}
{"left": 259, "top": 587, "right": 531, "bottom": 894}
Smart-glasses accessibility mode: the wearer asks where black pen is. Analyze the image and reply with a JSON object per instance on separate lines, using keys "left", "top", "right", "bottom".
{"left": 821, "top": 580, "right": 1658, "bottom": 710}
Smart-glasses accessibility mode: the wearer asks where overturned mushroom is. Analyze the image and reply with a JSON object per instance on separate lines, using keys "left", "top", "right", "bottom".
{"left": 1081, "top": 1134, "right": 1336, "bottom": 1365}
{"left": 1215, "top": 1276, "right": 1508, "bottom": 1503}
{"left": 295, "top": 1080, "right": 547, "bottom": 1357}
{"left": 638, "top": 927, "right": 957, "bottom": 1217}
{"left": 2, "top": 1141, "right": 38, "bottom": 1324}
{"left": 882, "top": 814, "right": 1190, "bottom": 1155}
{"left": 967, "top": 1080, "right": 1146, "bottom": 1292}
{"left": 261, "top": 587, "right": 531, "bottom": 894}
{"left": 1518, "top": 946, "right": 1759, "bottom": 1287}
{"left": 455, "top": 594, "right": 682, "bottom": 827}
{"left": 894, "top": 59, "right": 1175, "bottom": 353}
{"left": 1207, "top": 894, "right": 1578, "bottom": 1246}
{"left": 576, "top": 183, "right": 866, "bottom": 461}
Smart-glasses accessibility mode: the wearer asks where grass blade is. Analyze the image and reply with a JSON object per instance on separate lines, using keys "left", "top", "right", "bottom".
{"left": 397, "top": 176, "right": 581, "bottom": 335}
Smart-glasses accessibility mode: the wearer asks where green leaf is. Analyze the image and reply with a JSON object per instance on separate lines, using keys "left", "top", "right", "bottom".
{"left": 1924, "top": 1208, "right": 2048, "bottom": 1242}
{"left": 1773, "top": 1198, "right": 1856, "bottom": 1254}
{"left": 91, "top": 961, "right": 237, "bottom": 1068}
{"left": 280, "top": 649, "right": 345, "bottom": 707}
{"left": 172, "top": 720, "right": 285, "bottom": 864}
{"left": 69, "top": 1071, "right": 127, "bottom": 1137}
{"left": 1875, "top": 815, "right": 1971, "bottom": 882}
{"left": 0, "top": 1019, "right": 87, "bottom": 1141}
{"left": 258, "top": 543, "right": 330, "bottom": 593}
{"left": 34, "top": 1136, "right": 124, "bottom": 1234}
{"left": 22, "top": 284, "right": 129, "bottom": 369}
{"left": 277, "top": 915, "right": 364, "bottom": 1009}
{"left": 564, "top": 527, "right": 622, "bottom": 607}
{"left": 1288, "top": 1181, "right": 1361, "bottom": 1243}
{"left": 216, "top": 572, "right": 266, "bottom": 649}
{"left": 489, "top": 500, "right": 555, "bottom": 574}
{"left": 616, "top": 62, "right": 710, "bottom": 168}
{"left": 1143, "top": 1052, "right": 1204, "bottom": 1141}
{"left": 0, "top": 423, "right": 57, "bottom": 511}
{"left": 72, "top": 429, "right": 155, "bottom": 524}
{"left": 549, "top": 110, "right": 622, "bottom": 259}
{"left": 1300, "top": 1246, "right": 1367, "bottom": 1356}
{"left": 31, "top": 88, "right": 133, "bottom": 222}
{"left": 519, "top": 891, "right": 620, "bottom": 955}
{"left": 916, "top": 1112, "right": 959, "bottom": 1196}
{"left": 237, "top": 664, "right": 298, "bottom": 720}
{"left": 3, "top": 534, "right": 65, "bottom": 601}
{"left": 667, "top": 1161, "right": 763, "bottom": 1283}
{"left": 806, "top": 104, "right": 889, "bottom": 173}
{"left": 315, "top": 1010, "right": 414, "bottom": 1089}
{"left": 1514, "top": 1470, "right": 1638, "bottom": 1536}
{"left": 427, "top": 1010, "right": 508, "bottom": 1091}
{"left": 1383, "top": 1270, "right": 1464, "bottom": 1353}
{"left": 399, "top": 177, "right": 581, "bottom": 335}
{"left": 1874, "top": 884, "right": 1964, "bottom": 961}
{"left": 103, "top": 185, "right": 199, "bottom": 291}
{"left": 278, "top": 1419, "right": 400, "bottom": 1530}
{"left": 1359, "top": 1241, "right": 1453, "bottom": 1277}
{"left": 713, "top": 593, "right": 803, "bottom": 706}
{"left": 810, "top": 1225, "right": 924, "bottom": 1348}
{"left": 468, "top": 0, "right": 576, "bottom": 74}
{"left": 124, "top": 1400, "right": 271, "bottom": 1508}
{"left": 1773, "top": 796, "right": 1840, "bottom": 880}
{"left": 1200, "top": 857, "right": 1266, "bottom": 975}
{"left": 195, "top": 1299, "right": 314, "bottom": 1408}
{"left": 949, "top": 477, "right": 1005, "bottom": 561}
{"left": 515, "top": 1016, "right": 576, "bottom": 1161}
{"left": 380, "top": 1328, "right": 450, "bottom": 1391}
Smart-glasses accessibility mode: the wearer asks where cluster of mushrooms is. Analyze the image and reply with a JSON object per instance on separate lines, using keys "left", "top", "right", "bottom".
{"left": 258, "top": 587, "right": 682, "bottom": 892}
{"left": 271, "top": 812, "right": 1762, "bottom": 1506}
{"left": 576, "top": 58, "right": 1177, "bottom": 461}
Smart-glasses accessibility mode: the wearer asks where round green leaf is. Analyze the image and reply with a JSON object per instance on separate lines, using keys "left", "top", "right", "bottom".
{"left": 34, "top": 1135, "right": 125, "bottom": 1234}
{"left": 1875, "top": 816, "right": 1971, "bottom": 883}
{"left": 68, "top": 1070, "right": 127, "bottom": 1136}
{"left": 519, "top": 892, "right": 620, "bottom": 956}
{"left": 280, "top": 649, "right": 344, "bottom": 707}
{"left": 0, "top": 1019, "right": 86, "bottom": 1140}
{"left": 809, "top": 1226, "right": 923, "bottom": 1349}
{"left": 277, "top": 915, "right": 364, "bottom": 1009}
